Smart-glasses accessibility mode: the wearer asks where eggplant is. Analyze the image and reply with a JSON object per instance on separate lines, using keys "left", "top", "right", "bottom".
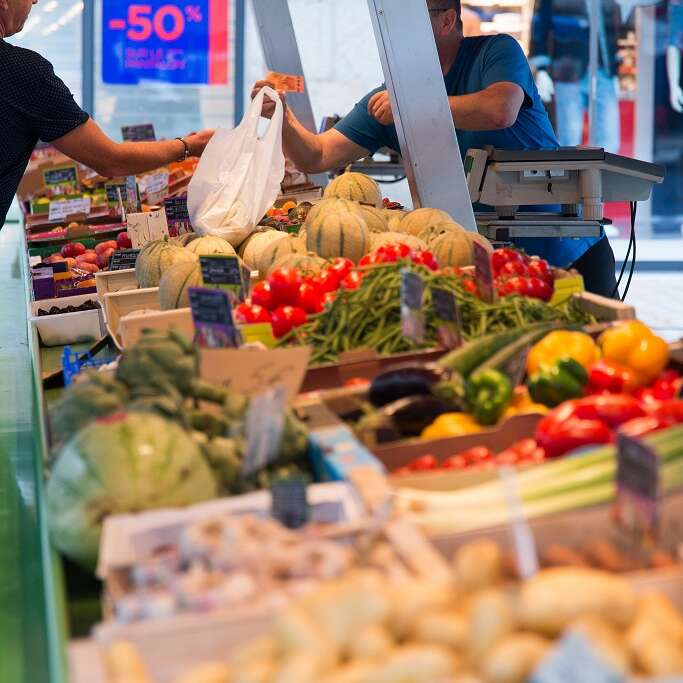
{"left": 383, "top": 394, "right": 454, "bottom": 438}
{"left": 368, "top": 363, "right": 451, "bottom": 408}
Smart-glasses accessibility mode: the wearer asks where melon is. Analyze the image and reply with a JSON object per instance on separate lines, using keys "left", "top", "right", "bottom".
{"left": 306, "top": 211, "right": 370, "bottom": 263}
{"left": 135, "top": 239, "right": 197, "bottom": 288}
{"left": 371, "top": 232, "right": 428, "bottom": 253}
{"left": 46, "top": 412, "right": 217, "bottom": 567}
{"left": 255, "top": 236, "right": 307, "bottom": 275}
{"left": 159, "top": 260, "right": 203, "bottom": 310}
{"left": 297, "top": 228, "right": 307, "bottom": 244}
{"left": 305, "top": 198, "right": 362, "bottom": 228}
{"left": 467, "top": 231, "right": 494, "bottom": 256}
{"left": 268, "top": 252, "right": 327, "bottom": 276}
{"left": 185, "top": 235, "right": 236, "bottom": 257}
{"left": 323, "top": 172, "right": 382, "bottom": 208}
{"left": 358, "top": 205, "right": 389, "bottom": 233}
{"left": 172, "top": 232, "right": 198, "bottom": 247}
{"left": 430, "top": 230, "right": 474, "bottom": 268}
{"left": 418, "top": 221, "right": 463, "bottom": 245}
{"left": 397, "top": 208, "right": 456, "bottom": 237}
{"left": 239, "top": 230, "right": 288, "bottom": 270}
{"left": 383, "top": 209, "right": 409, "bottom": 232}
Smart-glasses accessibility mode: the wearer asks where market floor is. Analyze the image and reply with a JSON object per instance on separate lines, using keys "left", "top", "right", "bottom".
{"left": 624, "top": 272, "right": 683, "bottom": 342}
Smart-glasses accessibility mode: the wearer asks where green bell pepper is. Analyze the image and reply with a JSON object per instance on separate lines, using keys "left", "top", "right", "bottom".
{"left": 465, "top": 369, "right": 513, "bottom": 426}
{"left": 527, "top": 357, "right": 589, "bottom": 407}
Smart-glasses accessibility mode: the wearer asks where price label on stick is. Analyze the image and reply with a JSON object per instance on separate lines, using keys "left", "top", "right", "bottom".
{"left": 431, "top": 287, "right": 463, "bottom": 349}
{"left": 164, "top": 195, "right": 191, "bottom": 237}
{"left": 188, "top": 287, "right": 242, "bottom": 349}
{"left": 121, "top": 123, "right": 156, "bottom": 142}
{"left": 48, "top": 197, "right": 91, "bottom": 222}
{"left": 105, "top": 181, "right": 129, "bottom": 209}
{"left": 614, "top": 433, "right": 660, "bottom": 543}
{"left": 474, "top": 241, "right": 496, "bottom": 304}
{"left": 243, "top": 384, "right": 287, "bottom": 478}
{"left": 109, "top": 249, "right": 140, "bottom": 271}
{"left": 271, "top": 474, "right": 310, "bottom": 530}
{"left": 200, "top": 255, "right": 245, "bottom": 301}
{"left": 400, "top": 269, "right": 425, "bottom": 344}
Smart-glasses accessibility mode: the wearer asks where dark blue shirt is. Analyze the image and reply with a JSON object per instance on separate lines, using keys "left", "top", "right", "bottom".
{"left": 335, "top": 34, "right": 599, "bottom": 267}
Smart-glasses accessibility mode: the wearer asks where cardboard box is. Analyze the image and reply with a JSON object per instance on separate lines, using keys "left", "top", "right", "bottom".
{"left": 95, "top": 268, "right": 139, "bottom": 305}
{"left": 103, "top": 288, "right": 160, "bottom": 348}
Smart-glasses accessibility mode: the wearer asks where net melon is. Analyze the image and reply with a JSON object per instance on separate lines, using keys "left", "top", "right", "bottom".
{"left": 430, "top": 230, "right": 474, "bottom": 268}
{"left": 306, "top": 211, "right": 370, "bottom": 263}
{"left": 397, "top": 208, "right": 456, "bottom": 237}
{"left": 159, "top": 260, "right": 203, "bottom": 310}
{"left": 172, "top": 232, "right": 198, "bottom": 246}
{"left": 135, "top": 239, "right": 197, "bottom": 288}
{"left": 358, "top": 204, "right": 389, "bottom": 233}
{"left": 239, "top": 230, "right": 288, "bottom": 271}
{"left": 255, "top": 236, "right": 307, "bottom": 275}
{"left": 185, "top": 235, "right": 236, "bottom": 257}
{"left": 383, "top": 209, "right": 409, "bottom": 232}
{"left": 323, "top": 171, "right": 382, "bottom": 208}
{"left": 305, "top": 198, "right": 362, "bottom": 228}
{"left": 268, "top": 252, "right": 327, "bottom": 276}
{"left": 418, "top": 221, "right": 463, "bottom": 245}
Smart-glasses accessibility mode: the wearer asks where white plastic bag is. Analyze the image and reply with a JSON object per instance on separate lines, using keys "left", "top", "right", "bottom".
{"left": 187, "top": 87, "right": 286, "bottom": 246}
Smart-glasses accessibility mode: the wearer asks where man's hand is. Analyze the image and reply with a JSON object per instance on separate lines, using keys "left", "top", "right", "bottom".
{"left": 671, "top": 85, "right": 683, "bottom": 114}
{"left": 368, "top": 90, "right": 394, "bottom": 125}
{"left": 186, "top": 129, "right": 215, "bottom": 158}
{"left": 534, "top": 69, "right": 554, "bottom": 104}
{"left": 251, "top": 80, "right": 287, "bottom": 119}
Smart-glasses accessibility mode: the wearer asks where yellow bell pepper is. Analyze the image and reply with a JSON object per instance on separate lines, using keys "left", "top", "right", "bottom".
{"left": 421, "top": 412, "right": 482, "bottom": 440}
{"left": 501, "top": 386, "right": 549, "bottom": 420}
{"left": 527, "top": 330, "right": 600, "bottom": 375}
{"left": 598, "top": 321, "right": 669, "bottom": 387}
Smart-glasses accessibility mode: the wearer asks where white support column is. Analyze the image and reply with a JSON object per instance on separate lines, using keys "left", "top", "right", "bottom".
{"left": 366, "top": 0, "right": 477, "bottom": 231}
{"left": 250, "top": 0, "right": 327, "bottom": 188}
{"left": 587, "top": 0, "right": 599, "bottom": 146}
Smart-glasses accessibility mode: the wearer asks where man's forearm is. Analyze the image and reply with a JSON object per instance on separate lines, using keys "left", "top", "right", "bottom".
{"left": 281, "top": 110, "right": 326, "bottom": 174}
{"left": 448, "top": 85, "right": 522, "bottom": 131}
{"left": 106, "top": 140, "right": 186, "bottom": 176}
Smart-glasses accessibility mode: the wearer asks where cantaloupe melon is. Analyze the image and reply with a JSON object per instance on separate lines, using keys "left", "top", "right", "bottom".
{"left": 467, "top": 231, "right": 494, "bottom": 256}
{"left": 268, "top": 252, "right": 326, "bottom": 276}
{"left": 397, "top": 208, "right": 456, "bottom": 237}
{"left": 135, "top": 239, "right": 197, "bottom": 289}
{"left": 370, "top": 232, "right": 428, "bottom": 253}
{"left": 323, "top": 172, "right": 382, "bottom": 207}
{"left": 305, "top": 198, "right": 362, "bottom": 228}
{"left": 255, "top": 236, "right": 307, "bottom": 275}
{"left": 430, "top": 231, "right": 474, "bottom": 268}
{"left": 418, "top": 221, "right": 463, "bottom": 245}
{"left": 172, "top": 232, "right": 198, "bottom": 247}
{"left": 383, "top": 209, "right": 409, "bottom": 232}
{"left": 159, "top": 260, "right": 202, "bottom": 310}
{"left": 358, "top": 205, "right": 389, "bottom": 233}
{"left": 185, "top": 235, "right": 236, "bottom": 257}
{"left": 306, "top": 212, "right": 370, "bottom": 263}
{"left": 239, "top": 230, "right": 288, "bottom": 270}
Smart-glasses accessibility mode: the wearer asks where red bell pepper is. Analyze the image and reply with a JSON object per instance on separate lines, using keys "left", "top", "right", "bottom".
{"left": 618, "top": 415, "right": 674, "bottom": 438}
{"left": 587, "top": 360, "right": 635, "bottom": 395}
{"left": 549, "top": 394, "right": 645, "bottom": 429}
{"left": 649, "top": 399, "right": 683, "bottom": 424}
{"left": 535, "top": 415, "right": 614, "bottom": 458}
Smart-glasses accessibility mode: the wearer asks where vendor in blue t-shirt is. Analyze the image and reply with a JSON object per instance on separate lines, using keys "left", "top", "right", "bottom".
{"left": 251, "top": 0, "right": 617, "bottom": 297}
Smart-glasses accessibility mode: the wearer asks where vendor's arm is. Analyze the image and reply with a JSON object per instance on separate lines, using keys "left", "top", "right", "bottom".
{"left": 52, "top": 120, "right": 214, "bottom": 177}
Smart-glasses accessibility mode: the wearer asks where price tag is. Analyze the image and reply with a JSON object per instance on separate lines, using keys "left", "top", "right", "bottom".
{"left": 431, "top": 287, "right": 462, "bottom": 349}
{"left": 109, "top": 249, "right": 140, "bottom": 271}
{"left": 48, "top": 197, "right": 91, "bottom": 222}
{"left": 125, "top": 175, "right": 141, "bottom": 213}
{"left": 189, "top": 287, "right": 242, "bottom": 349}
{"left": 139, "top": 171, "right": 170, "bottom": 198}
{"left": 474, "top": 241, "right": 496, "bottom": 304}
{"left": 200, "top": 255, "right": 245, "bottom": 301}
{"left": 43, "top": 164, "right": 78, "bottom": 188}
{"left": 530, "top": 630, "right": 623, "bottom": 683}
{"left": 271, "top": 475, "right": 310, "bottom": 529}
{"left": 121, "top": 123, "right": 156, "bottom": 142}
{"left": 126, "top": 209, "right": 169, "bottom": 248}
{"left": 400, "top": 269, "right": 425, "bottom": 344}
{"left": 243, "top": 384, "right": 288, "bottom": 478}
{"left": 164, "top": 195, "right": 191, "bottom": 237}
{"left": 614, "top": 433, "right": 660, "bottom": 543}
{"left": 105, "top": 181, "right": 129, "bottom": 209}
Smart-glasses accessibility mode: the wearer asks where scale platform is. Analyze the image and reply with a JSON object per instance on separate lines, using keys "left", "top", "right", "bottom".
{"left": 476, "top": 213, "right": 606, "bottom": 240}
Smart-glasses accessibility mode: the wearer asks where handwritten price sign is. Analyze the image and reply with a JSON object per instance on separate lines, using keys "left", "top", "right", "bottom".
{"left": 102, "top": 1, "right": 228, "bottom": 85}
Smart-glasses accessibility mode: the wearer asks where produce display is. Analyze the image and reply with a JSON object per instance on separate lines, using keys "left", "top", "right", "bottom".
{"left": 36, "top": 299, "right": 101, "bottom": 316}
{"left": 108, "top": 538, "right": 683, "bottom": 683}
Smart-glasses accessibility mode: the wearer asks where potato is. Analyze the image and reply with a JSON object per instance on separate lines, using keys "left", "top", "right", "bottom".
{"left": 517, "top": 568, "right": 636, "bottom": 636}
{"left": 467, "top": 589, "right": 516, "bottom": 663}
{"left": 479, "top": 633, "right": 551, "bottom": 683}
{"left": 319, "top": 661, "right": 382, "bottom": 683}
{"left": 411, "top": 609, "right": 468, "bottom": 650}
{"left": 347, "top": 624, "right": 394, "bottom": 660}
{"left": 231, "top": 637, "right": 278, "bottom": 669}
{"left": 105, "top": 641, "right": 152, "bottom": 683}
{"left": 233, "top": 661, "right": 275, "bottom": 683}
{"left": 388, "top": 580, "right": 453, "bottom": 638}
{"left": 364, "top": 645, "right": 459, "bottom": 683}
{"left": 453, "top": 539, "right": 504, "bottom": 592}
{"left": 174, "top": 663, "right": 232, "bottom": 683}
{"left": 272, "top": 653, "right": 320, "bottom": 683}
{"left": 568, "top": 617, "right": 630, "bottom": 676}
{"left": 273, "top": 605, "right": 336, "bottom": 663}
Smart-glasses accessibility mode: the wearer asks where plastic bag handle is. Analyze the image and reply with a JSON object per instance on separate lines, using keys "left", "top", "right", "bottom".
{"left": 241, "top": 86, "right": 284, "bottom": 142}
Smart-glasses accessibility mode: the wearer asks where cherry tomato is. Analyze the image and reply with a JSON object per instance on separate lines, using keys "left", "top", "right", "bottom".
{"left": 462, "top": 278, "right": 478, "bottom": 295}
{"left": 495, "top": 449, "right": 520, "bottom": 466}
{"left": 492, "top": 247, "right": 526, "bottom": 273}
{"left": 527, "top": 276, "right": 553, "bottom": 302}
{"left": 270, "top": 305, "right": 308, "bottom": 338}
{"left": 510, "top": 438, "right": 539, "bottom": 459}
{"left": 297, "top": 282, "right": 325, "bottom": 314}
{"left": 327, "top": 257, "right": 354, "bottom": 282}
{"left": 312, "top": 269, "right": 339, "bottom": 294}
{"left": 250, "top": 281, "right": 275, "bottom": 310}
{"left": 374, "top": 245, "right": 400, "bottom": 263}
{"left": 340, "top": 270, "right": 363, "bottom": 290}
{"left": 411, "top": 250, "right": 439, "bottom": 271}
{"left": 460, "top": 446, "right": 494, "bottom": 464}
{"left": 409, "top": 454, "right": 439, "bottom": 471}
{"left": 323, "top": 291, "right": 337, "bottom": 307}
{"left": 268, "top": 267, "right": 302, "bottom": 307}
{"left": 498, "top": 260, "right": 529, "bottom": 278}
{"left": 527, "top": 258, "right": 553, "bottom": 284}
{"left": 359, "top": 253, "right": 381, "bottom": 267}
{"left": 234, "top": 303, "right": 271, "bottom": 324}
{"left": 395, "top": 243, "right": 413, "bottom": 258}
{"left": 442, "top": 455, "right": 468, "bottom": 469}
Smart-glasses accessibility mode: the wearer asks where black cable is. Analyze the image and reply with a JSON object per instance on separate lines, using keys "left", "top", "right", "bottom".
{"left": 611, "top": 201, "right": 636, "bottom": 299}
{"left": 376, "top": 175, "right": 407, "bottom": 184}
{"left": 621, "top": 202, "right": 637, "bottom": 301}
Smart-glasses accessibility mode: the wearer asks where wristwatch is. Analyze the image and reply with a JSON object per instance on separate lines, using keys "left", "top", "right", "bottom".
{"left": 176, "top": 136, "right": 190, "bottom": 161}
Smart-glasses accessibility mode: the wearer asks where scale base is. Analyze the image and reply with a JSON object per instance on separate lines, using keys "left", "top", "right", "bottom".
{"left": 476, "top": 213, "right": 606, "bottom": 240}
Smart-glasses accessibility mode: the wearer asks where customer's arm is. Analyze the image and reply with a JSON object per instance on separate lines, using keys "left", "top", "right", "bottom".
{"left": 52, "top": 120, "right": 214, "bottom": 177}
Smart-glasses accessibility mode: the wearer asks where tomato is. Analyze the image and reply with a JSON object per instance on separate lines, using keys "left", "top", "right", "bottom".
{"left": 61, "top": 242, "right": 86, "bottom": 258}
{"left": 375, "top": 244, "right": 402, "bottom": 263}
{"left": 251, "top": 281, "right": 275, "bottom": 310}
{"left": 327, "top": 257, "right": 354, "bottom": 282}
{"left": 359, "top": 253, "right": 381, "bottom": 267}
{"left": 492, "top": 247, "right": 527, "bottom": 273}
{"left": 510, "top": 438, "right": 539, "bottom": 459}
{"left": 340, "top": 270, "right": 363, "bottom": 290}
{"left": 442, "top": 455, "right": 468, "bottom": 469}
{"left": 460, "top": 446, "right": 494, "bottom": 464}
{"left": 344, "top": 377, "right": 370, "bottom": 387}
{"left": 270, "top": 305, "right": 308, "bottom": 338}
{"left": 395, "top": 243, "right": 413, "bottom": 258}
{"left": 462, "top": 278, "right": 478, "bottom": 295}
{"left": 527, "top": 258, "right": 553, "bottom": 284}
{"left": 234, "top": 303, "right": 271, "bottom": 324}
{"left": 117, "top": 231, "right": 133, "bottom": 249}
{"left": 411, "top": 250, "right": 439, "bottom": 271}
{"left": 95, "top": 240, "right": 118, "bottom": 255}
{"left": 409, "top": 454, "right": 439, "bottom": 471}
{"left": 312, "top": 269, "right": 339, "bottom": 294}
{"left": 323, "top": 291, "right": 337, "bottom": 307}
{"left": 268, "top": 267, "right": 302, "bottom": 306}
{"left": 393, "top": 467, "right": 413, "bottom": 477}
{"left": 498, "top": 260, "right": 529, "bottom": 278}
{"left": 297, "top": 282, "right": 324, "bottom": 314}
{"left": 527, "top": 277, "right": 553, "bottom": 302}
{"left": 495, "top": 449, "right": 520, "bottom": 466}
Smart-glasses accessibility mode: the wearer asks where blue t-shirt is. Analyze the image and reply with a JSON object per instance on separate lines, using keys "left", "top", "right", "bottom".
{"left": 334, "top": 34, "right": 599, "bottom": 267}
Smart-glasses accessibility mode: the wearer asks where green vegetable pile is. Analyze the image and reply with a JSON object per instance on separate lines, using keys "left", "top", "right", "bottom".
{"left": 277, "top": 263, "right": 595, "bottom": 365}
